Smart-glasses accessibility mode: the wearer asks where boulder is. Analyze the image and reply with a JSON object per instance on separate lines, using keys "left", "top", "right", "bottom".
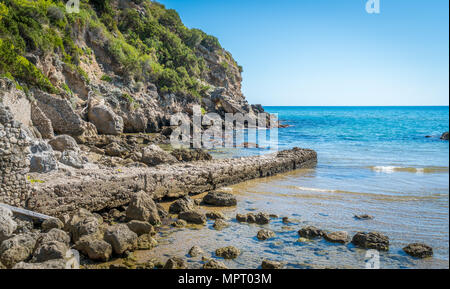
{"left": 41, "top": 218, "right": 64, "bottom": 231}
{"left": 403, "top": 243, "right": 433, "bottom": 258}
{"left": 141, "top": 145, "right": 178, "bottom": 166}
{"left": 298, "top": 226, "right": 325, "bottom": 239}
{"left": 0, "top": 207, "right": 17, "bottom": 242}
{"left": 126, "top": 191, "right": 161, "bottom": 225}
{"left": 29, "top": 141, "right": 58, "bottom": 173}
{"left": 213, "top": 219, "right": 228, "bottom": 230}
{"left": 74, "top": 235, "right": 112, "bottom": 262}
{"left": 136, "top": 234, "right": 158, "bottom": 250}
{"left": 48, "top": 135, "right": 79, "bottom": 152}
{"left": 12, "top": 216, "right": 33, "bottom": 234}
{"left": 35, "top": 229, "right": 70, "bottom": 247}
{"left": 88, "top": 105, "right": 124, "bottom": 135}
{"left": 59, "top": 150, "right": 85, "bottom": 169}
{"left": 261, "top": 260, "right": 283, "bottom": 269}
{"left": 164, "top": 257, "right": 187, "bottom": 269}
{"left": 188, "top": 246, "right": 204, "bottom": 258}
{"left": 441, "top": 132, "right": 449, "bottom": 140}
{"left": 0, "top": 233, "right": 37, "bottom": 268}
{"left": 104, "top": 142, "right": 129, "bottom": 157}
{"left": 351, "top": 232, "right": 389, "bottom": 251}
{"left": 178, "top": 210, "right": 207, "bottom": 225}
{"left": 257, "top": 229, "right": 276, "bottom": 241}
{"left": 203, "top": 191, "right": 237, "bottom": 207}
{"left": 215, "top": 246, "right": 240, "bottom": 259}
{"left": 32, "top": 240, "right": 69, "bottom": 263}
{"left": 169, "top": 196, "right": 195, "bottom": 214}
{"left": 324, "top": 231, "right": 350, "bottom": 244}
{"left": 69, "top": 215, "right": 101, "bottom": 243}
{"left": 104, "top": 224, "right": 138, "bottom": 255}
{"left": 126, "top": 220, "right": 154, "bottom": 236}
{"left": 206, "top": 211, "right": 226, "bottom": 220}
{"left": 236, "top": 213, "right": 249, "bottom": 223}
{"left": 203, "top": 259, "right": 228, "bottom": 269}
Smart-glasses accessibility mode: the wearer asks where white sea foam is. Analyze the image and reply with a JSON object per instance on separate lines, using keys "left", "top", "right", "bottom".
{"left": 296, "top": 186, "right": 337, "bottom": 193}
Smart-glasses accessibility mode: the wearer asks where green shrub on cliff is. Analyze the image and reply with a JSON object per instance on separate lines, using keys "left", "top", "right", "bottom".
{"left": 0, "top": 0, "right": 237, "bottom": 98}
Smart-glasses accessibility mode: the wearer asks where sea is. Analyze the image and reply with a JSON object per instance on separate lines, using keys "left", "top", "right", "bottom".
{"left": 142, "top": 106, "right": 449, "bottom": 269}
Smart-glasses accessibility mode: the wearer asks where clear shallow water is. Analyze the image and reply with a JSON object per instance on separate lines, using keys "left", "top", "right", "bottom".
{"left": 143, "top": 107, "right": 449, "bottom": 269}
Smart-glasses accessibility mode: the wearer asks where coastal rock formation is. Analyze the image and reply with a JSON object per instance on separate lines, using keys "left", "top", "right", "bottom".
{"left": 403, "top": 243, "right": 433, "bottom": 258}
{"left": 351, "top": 232, "right": 389, "bottom": 251}
{"left": 27, "top": 148, "right": 317, "bottom": 216}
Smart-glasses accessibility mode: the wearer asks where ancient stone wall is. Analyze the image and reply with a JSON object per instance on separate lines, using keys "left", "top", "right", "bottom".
{"left": 0, "top": 105, "right": 31, "bottom": 207}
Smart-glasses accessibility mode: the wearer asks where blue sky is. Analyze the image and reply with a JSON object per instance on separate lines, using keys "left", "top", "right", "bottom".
{"left": 158, "top": 0, "right": 449, "bottom": 106}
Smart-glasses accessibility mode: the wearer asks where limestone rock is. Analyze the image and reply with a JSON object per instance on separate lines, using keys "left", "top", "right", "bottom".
{"left": 88, "top": 105, "right": 124, "bottom": 135}
{"left": 213, "top": 219, "right": 228, "bottom": 230}
{"left": 0, "top": 207, "right": 17, "bottom": 242}
{"left": 206, "top": 211, "right": 226, "bottom": 220}
{"left": 324, "top": 231, "right": 350, "bottom": 244}
{"left": 298, "top": 226, "right": 325, "bottom": 239}
{"left": 203, "top": 259, "right": 228, "bottom": 269}
{"left": 29, "top": 141, "right": 58, "bottom": 173}
{"left": 164, "top": 257, "right": 187, "bottom": 269}
{"left": 136, "top": 234, "right": 158, "bottom": 250}
{"left": 171, "top": 148, "right": 212, "bottom": 162}
{"left": 32, "top": 240, "right": 69, "bottom": 263}
{"left": 126, "top": 220, "right": 154, "bottom": 236}
{"left": 403, "top": 243, "right": 433, "bottom": 258}
{"left": 48, "top": 135, "right": 79, "bottom": 152}
{"left": 257, "top": 229, "right": 275, "bottom": 241}
{"left": 215, "top": 246, "right": 240, "bottom": 259}
{"left": 104, "top": 224, "right": 138, "bottom": 255}
{"left": 261, "top": 260, "right": 283, "bottom": 269}
{"left": 178, "top": 210, "right": 207, "bottom": 225}
{"left": 141, "top": 145, "right": 178, "bottom": 166}
{"left": 74, "top": 235, "right": 112, "bottom": 262}
{"left": 0, "top": 233, "right": 37, "bottom": 268}
{"left": 41, "top": 218, "right": 64, "bottom": 231}
{"left": 169, "top": 196, "right": 195, "bottom": 214}
{"left": 203, "top": 191, "right": 237, "bottom": 207}
{"left": 351, "top": 232, "right": 389, "bottom": 251}
{"left": 188, "top": 245, "right": 204, "bottom": 258}
{"left": 126, "top": 191, "right": 161, "bottom": 225}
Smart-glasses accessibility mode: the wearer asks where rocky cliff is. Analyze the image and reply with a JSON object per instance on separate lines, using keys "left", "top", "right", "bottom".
{"left": 0, "top": 0, "right": 262, "bottom": 140}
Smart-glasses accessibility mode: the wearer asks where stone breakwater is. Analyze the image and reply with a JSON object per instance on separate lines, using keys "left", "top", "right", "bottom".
{"left": 26, "top": 148, "right": 317, "bottom": 217}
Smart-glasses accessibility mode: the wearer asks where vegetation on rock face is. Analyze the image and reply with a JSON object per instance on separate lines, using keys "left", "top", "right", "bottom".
{"left": 0, "top": 0, "right": 235, "bottom": 98}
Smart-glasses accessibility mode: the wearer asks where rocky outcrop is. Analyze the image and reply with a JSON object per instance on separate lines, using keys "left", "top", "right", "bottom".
{"left": 27, "top": 148, "right": 317, "bottom": 216}
{"left": 88, "top": 104, "right": 124, "bottom": 135}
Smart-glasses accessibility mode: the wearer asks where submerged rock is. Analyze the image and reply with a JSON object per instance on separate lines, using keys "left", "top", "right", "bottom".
{"left": 206, "top": 211, "right": 226, "bottom": 220}
{"left": 351, "top": 232, "right": 389, "bottom": 251}
{"left": 136, "top": 234, "right": 158, "bottom": 250}
{"left": 203, "top": 191, "right": 237, "bottom": 207}
{"left": 298, "top": 226, "right": 325, "bottom": 239}
{"left": 403, "top": 243, "right": 433, "bottom": 258}
{"left": 261, "top": 260, "right": 283, "bottom": 269}
{"left": 354, "top": 214, "right": 374, "bottom": 220}
{"left": 171, "top": 219, "right": 188, "bottom": 228}
{"left": 255, "top": 212, "right": 270, "bottom": 225}
{"left": 257, "top": 229, "right": 276, "bottom": 241}
{"left": 441, "top": 132, "right": 449, "bottom": 140}
{"left": 215, "top": 246, "right": 240, "bottom": 259}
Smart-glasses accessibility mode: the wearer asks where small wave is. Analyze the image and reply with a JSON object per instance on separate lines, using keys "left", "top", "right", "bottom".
{"left": 368, "top": 166, "right": 449, "bottom": 174}
{"left": 296, "top": 186, "right": 337, "bottom": 193}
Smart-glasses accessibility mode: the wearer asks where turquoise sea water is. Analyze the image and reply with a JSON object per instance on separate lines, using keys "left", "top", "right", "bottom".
{"left": 153, "top": 107, "right": 449, "bottom": 269}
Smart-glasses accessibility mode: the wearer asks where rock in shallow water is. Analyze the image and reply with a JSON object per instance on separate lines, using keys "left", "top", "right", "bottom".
{"left": 104, "top": 224, "right": 138, "bottom": 255}
{"left": 324, "top": 231, "right": 350, "bottom": 244}
{"left": 178, "top": 210, "right": 206, "bottom": 225}
{"left": 188, "top": 245, "right": 204, "bottom": 258}
{"left": 351, "top": 232, "right": 389, "bottom": 251}
{"left": 261, "top": 260, "right": 283, "bottom": 269}
{"left": 298, "top": 226, "right": 325, "bottom": 239}
{"left": 257, "top": 229, "right": 276, "bottom": 241}
{"left": 354, "top": 214, "right": 374, "bottom": 220}
{"left": 215, "top": 246, "right": 240, "bottom": 259}
{"left": 206, "top": 211, "right": 226, "bottom": 220}
{"left": 213, "top": 219, "right": 228, "bottom": 230}
{"left": 126, "top": 220, "right": 154, "bottom": 236}
{"left": 203, "top": 259, "right": 228, "bottom": 269}
{"left": 169, "top": 196, "right": 195, "bottom": 214}
{"left": 74, "top": 235, "right": 112, "bottom": 262}
{"left": 403, "top": 243, "right": 433, "bottom": 258}
{"left": 203, "top": 191, "right": 237, "bottom": 207}
{"left": 164, "top": 257, "right": 187, "bottom": 269}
